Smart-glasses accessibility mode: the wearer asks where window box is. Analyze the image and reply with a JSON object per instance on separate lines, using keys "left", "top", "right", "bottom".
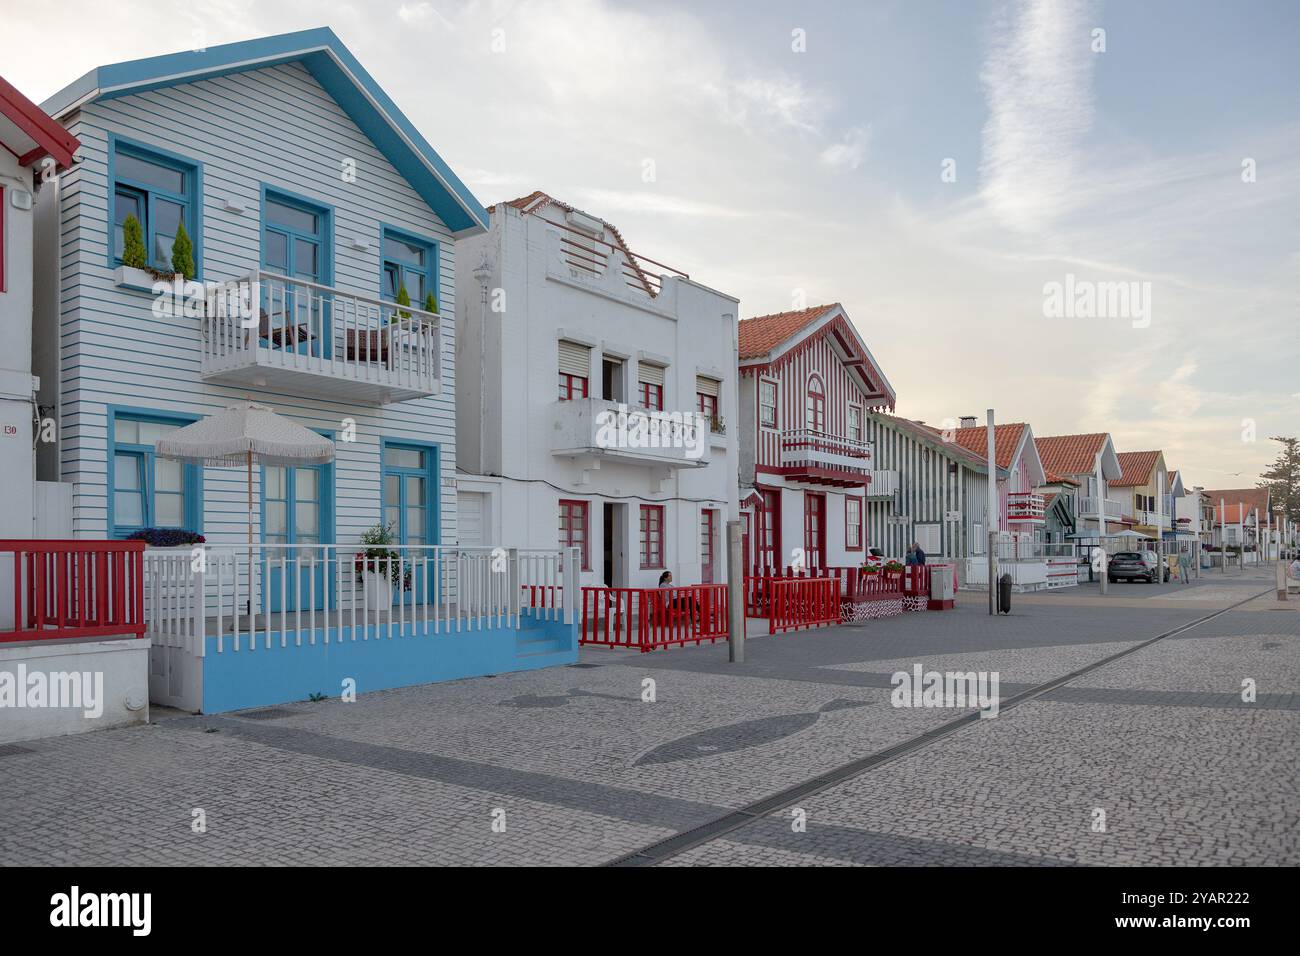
{"left": 114, "top": 264, "right": 161, "bottom": 294}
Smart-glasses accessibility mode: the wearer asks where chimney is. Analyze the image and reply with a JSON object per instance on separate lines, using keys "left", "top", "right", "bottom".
{"left": 959, "top": 416, "right": 977, "bottom": 429}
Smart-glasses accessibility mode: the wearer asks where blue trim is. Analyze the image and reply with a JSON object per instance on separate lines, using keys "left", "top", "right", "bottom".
{"left": 258, "top": 427, "right": 336, "bottom": 546}
{"left": 379, "top": 223, "right": 439, "bottom": 309}
{"left": 47, "top": 28, "right": 488, "bottom": 234}
{"left": 259, "top": 184, "right": 335, "bottom": 287}
{"left": 379, "top": 438, "right": 440, "bottom": 546}
{"left": 106, "top": 133, "right": 204, "bottom": 280}
{"left": 105, "top": 404, "right": 203, "bottom": 539}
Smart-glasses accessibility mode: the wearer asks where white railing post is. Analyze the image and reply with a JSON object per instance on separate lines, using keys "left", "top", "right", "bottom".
{"left": 190, "top": 561, "right": 206, "bottom": 658}
{"left": 563, "top": 547, "right": 579, "bottom": 625}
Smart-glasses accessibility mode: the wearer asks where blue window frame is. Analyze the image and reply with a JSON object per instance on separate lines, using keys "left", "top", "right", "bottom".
{"left": 107, "top": 407, "right": 202, "bottom": 538}
{"left": 260, "top": 186, "right": 333, "bottom": 355}
{"left": 380, "top": 226, "right": 438, "bottom": 311}
{"left": 108, "top": 135, "right": 201, "bottom": 276}
{"left": 261, "top": 430, "right": 335, "bottom": 613}
{"left": 381, "top": 439, "right": 439, "bottom": 546}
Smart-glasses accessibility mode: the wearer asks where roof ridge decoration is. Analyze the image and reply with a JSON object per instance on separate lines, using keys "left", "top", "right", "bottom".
{"left": 42, "top": 27, "right": 488, "bottom": 235}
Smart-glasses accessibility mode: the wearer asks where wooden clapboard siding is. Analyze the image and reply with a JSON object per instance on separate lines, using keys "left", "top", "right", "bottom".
{"left": 54, "top": 62, "right": 459, "bottom": 546}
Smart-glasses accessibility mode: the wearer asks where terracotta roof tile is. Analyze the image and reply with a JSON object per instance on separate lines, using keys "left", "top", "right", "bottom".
{"left": 1202, "top": 488, "right": 1272, "bottom": 524}
{"left": 1035, "top": 433, "right": 1111, "bottom": 478}
{"left": 951, "top": 423, "right": 1026, "bottom": 470}
{"left": 1112, "top": 450, "right": 1162, "bottom": 487}
{"left": 737, "top": 306, "right": 837, "bottom": 360}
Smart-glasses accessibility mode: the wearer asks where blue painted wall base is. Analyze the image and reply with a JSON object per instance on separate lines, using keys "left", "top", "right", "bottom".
{"left": 200, "top": 612, "right": 577, "bottom": 713}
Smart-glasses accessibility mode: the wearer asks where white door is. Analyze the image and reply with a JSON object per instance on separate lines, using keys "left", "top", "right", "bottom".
{"left": 459, "top": 492, "right": 486, "bottom": 547}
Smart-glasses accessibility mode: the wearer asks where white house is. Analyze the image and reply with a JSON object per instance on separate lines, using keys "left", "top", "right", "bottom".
{"left": 454, "top": 191, "right": 740, "bottom": 589}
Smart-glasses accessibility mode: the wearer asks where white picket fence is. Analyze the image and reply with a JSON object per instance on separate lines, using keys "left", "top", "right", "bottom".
{"left": 144, "top": 544, "right": 577, "bottom": 655}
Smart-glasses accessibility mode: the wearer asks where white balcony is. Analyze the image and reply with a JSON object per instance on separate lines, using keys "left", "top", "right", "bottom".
{"left": 779, "top": 429, "right": 873, "bottom": 474}
{"left": 866, "top": 469, "right": 899, "bottom": 498}
{"left": 1079, "top": 497, "right": 1123, "bottom": 520}
{"left": 1007, "top": 492, "right": 1046, "bottom": 522}
{"left": 199, "top": 271, "right": 442, "bottom": 405}
{"left": 551, "top": 398, "right": 710, "bottom": 470}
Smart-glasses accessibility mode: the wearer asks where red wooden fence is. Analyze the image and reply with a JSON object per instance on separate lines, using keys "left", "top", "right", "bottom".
{"left": 1, "top": 540, "right": 146, "bottom": 642}
{"left": 767, "top": 577, "right": 840, "bottom": 633}
{"left": 579, "top": 584, "right": 727, "bottom": 652}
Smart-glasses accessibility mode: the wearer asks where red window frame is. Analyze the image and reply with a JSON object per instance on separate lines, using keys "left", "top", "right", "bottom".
{"left": 558, "top": 499, "right": 590, "bottom": 570}
{"left": 804, "top": 492, "right": 825, "bottom": 570}
{"left": 697, "top": 392, "right": 718, "bottom": 422}
{"left": 848, "top": 404, "right": 862, "bottom": 443}
{"left": 845, "top": 497, "right": 863, "bottom": 550}
{"left": 700, "top": 509, "right": 716, "bottom": 583}
{"left": 639, "top": 504, "right": 665, "bottom": 569}
{"left": 806, "top": 376, "right": 825, "bottom": 433}
{"left": 759, "top": 488, "right": 780, "bottom": 572}
{"left": 758, "top": 379, "right": 778, "bottom": 428}
{"left": 639, "top": 381, "right": 663, "bottom": 411}
{"left": 558, "top": 373, "right": 589, "bottom": 401}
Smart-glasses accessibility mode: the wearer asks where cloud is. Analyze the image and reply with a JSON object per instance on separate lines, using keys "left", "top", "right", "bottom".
{"left": 979, "top": 0, "right": 1098, "bottom": 232}
{"left": 819, "top": 126, "right": 871, "bottom": 171}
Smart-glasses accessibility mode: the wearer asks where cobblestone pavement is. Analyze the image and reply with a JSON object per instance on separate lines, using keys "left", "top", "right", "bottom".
{"left": 0, "top": 567, "right": 1293, "bottom": 866}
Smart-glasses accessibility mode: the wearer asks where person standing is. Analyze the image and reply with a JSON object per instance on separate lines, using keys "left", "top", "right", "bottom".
{"left": 1177, "top": 546, "right": 1192, "bottom": 584}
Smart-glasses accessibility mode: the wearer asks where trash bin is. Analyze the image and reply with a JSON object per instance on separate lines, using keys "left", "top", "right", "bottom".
{"left": 997, "top": 573, "right": 1012, "bottom": 614}
{"left": 929, "top": 565, "right": 955, "bottom": 609}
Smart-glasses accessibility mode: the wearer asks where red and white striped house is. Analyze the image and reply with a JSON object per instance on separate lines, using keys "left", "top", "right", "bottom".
{"left": 736, "top": 304, "right": 895, "bottom": 573}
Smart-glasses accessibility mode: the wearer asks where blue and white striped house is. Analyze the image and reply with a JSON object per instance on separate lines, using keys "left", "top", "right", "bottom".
{"left": 32, "top": 29, "right": 578, "bottom": 712}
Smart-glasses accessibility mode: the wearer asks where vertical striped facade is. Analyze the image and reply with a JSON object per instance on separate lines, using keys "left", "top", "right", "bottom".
{"left": 863, "top": 414, "right": 992, "bottom": 560}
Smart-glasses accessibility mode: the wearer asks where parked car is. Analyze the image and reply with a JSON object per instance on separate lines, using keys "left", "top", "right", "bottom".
{"left": 1140, "top": 550, "right": 1172, "bottom": 582}
{"left": 1108, "top": 551, "right": 1166, "bottom": 583}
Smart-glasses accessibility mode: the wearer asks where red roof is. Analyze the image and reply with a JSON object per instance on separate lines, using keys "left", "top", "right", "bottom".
{"left": 737, "top": 305, "right": 837, "bottom": 360}
{"left": 1035, "top": 433, "right": 1111, "bottom": 479}
{"left": 1203, "top": 488, "right": 1272, "bottom": 524}
{"left": 1112, "top": 451, "right": 1162, "bottom": 487}
{"left": 951, "top": 423, "right": 1027, "bottom": 470}
{"left": 0, "top": 73, "right": 79, "bottom": 169}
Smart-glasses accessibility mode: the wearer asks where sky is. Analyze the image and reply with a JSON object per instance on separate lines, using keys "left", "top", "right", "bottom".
{"left": 4, "top": 0, "right": 1297, "bottom": 486}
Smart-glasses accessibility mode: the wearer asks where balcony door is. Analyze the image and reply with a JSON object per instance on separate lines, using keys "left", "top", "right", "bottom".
{"left": 262, "top": 191, "right": 331, "bottom": 357}
{"left": 700, "top": 509, "right": 717, "bottom": 584}
{"left": 806, "top": 375, "right": 825, "bottom": 434}
{"left": 263, "top": 453, "right": 334, "bottom": 613}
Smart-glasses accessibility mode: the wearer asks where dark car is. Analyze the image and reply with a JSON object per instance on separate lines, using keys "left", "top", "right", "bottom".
{"left": 1108, "top": 551, "right": 1162, "bottom": 583}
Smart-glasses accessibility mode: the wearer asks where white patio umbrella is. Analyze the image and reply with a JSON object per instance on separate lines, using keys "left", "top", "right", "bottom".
{"left": 155, "top": 401, "right": 335, "bottom": 550}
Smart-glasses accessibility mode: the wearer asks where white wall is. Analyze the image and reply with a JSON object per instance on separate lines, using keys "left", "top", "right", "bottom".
{"left": 0, "top": 150, "right": 37, "bottom": 540}
{"left": 0, "top": 638, "right": 149, "bottom": 744}
{"left": 456, "top": 201, "right": 739, "bottom": 588}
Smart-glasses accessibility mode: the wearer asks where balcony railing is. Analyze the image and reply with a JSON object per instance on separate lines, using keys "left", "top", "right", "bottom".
{"left": 1007, "top": 492, "right": 1046, "bottom": 522}
{"left": 1079, "top": 496, "right": 1123, "bottom": 520}
{"left": 866, "top": 469, "right": 899, "bottom": 498}
{"left": 779, "top": 429, "right": 873, "bottom": 473}
{"left": 551, "top": 398, "right": 710, "bottom": 469}
{"left": 200, "top": 271, "right": 441, "bottom": 405}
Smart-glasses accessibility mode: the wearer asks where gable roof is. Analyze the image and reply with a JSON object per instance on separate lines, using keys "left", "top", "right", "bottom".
{"left": 488, "top": 190, "right": 662, "bottom": 297}
{"left": 952, "top": 423, "right": 1046, "bottom": 485}
{"left": 869, "top": 413, "right": 1001, "bottom": 476}
{"left": 1203, "top": 488, "right": 1272, "bottom": 525}
{"left": 738, "top": 306, "right": 831, "bottom": 359}
{"left": 0, "top": 73, "right": 79, "bottom": 168}
{"left": 738, "top": 303, "right": 896, "bottom": 410}
{"left": 42, "top": 27, "right": 486, "bottom": 234}
{"left": 1035, "top": 433, "right": 1121, "bottom": 481}
{"left": 1112, "top": 450, "right": 1164, "bottom": 487}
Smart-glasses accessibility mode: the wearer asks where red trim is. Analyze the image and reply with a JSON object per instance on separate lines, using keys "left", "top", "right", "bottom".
{"left": 638, "top": 381, "right": 663, "bottom": 411}
{"left": 803, "top": 491, "right": 826, "bottom": 570}
{"left": 639, "top": 504, "right": 665, "bottom": 569}
{"left": 757, "top": 464, "right": 869, "bottom": 488}
{"left": 845, "top": 496, "right": 863, "bottom": 550}
{"left": 558, "top": 499, "right": 590, "bottom": 570}
{"left": 558, "top": 373, "right": 588, "bottom": 401}
{"left": 0, "top": 74, "right": 80, "bottom": 169}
